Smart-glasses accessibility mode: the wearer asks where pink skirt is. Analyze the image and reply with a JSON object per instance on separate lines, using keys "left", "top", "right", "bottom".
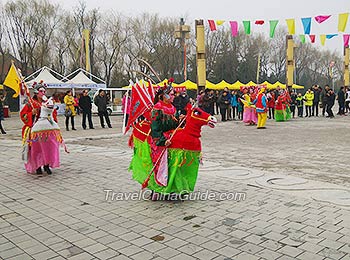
{"left": 25, "top": 133, "right": 61, "bottom": 173}
{"left": 243, "top": 107, "right": 258, "bottom": 124}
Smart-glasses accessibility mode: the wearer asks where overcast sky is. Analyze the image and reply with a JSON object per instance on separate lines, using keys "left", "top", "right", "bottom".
{"left": 33, "top": 0, "right": 350, "bottom": 54}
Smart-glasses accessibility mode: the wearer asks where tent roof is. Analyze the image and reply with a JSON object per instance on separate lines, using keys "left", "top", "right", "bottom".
{"left": 67, "top": 71, "right": 98, "bottom": 84}
{"left": 206, "top": 80, "right": 216, "bottom": 89}
{"left": 292, "top": 84, "right": 304, "bottom": 89}
{"left": 232, "top": 81, "right": 243, "bottom": 90}
{"left": 271, "top": 81, "right": 285, "bottom": 88}
{"left": 178, "top": 80, "right": 197, "bottom": 90}
{"left": 261, "top": 81, "right": 273, "bottom": 89}
{"left": 26, "top": 67, "right": 65, "bottom": 85}
{"left": 215, "top": 80, "right": 231, "bottom": 89}
{"left": 64, "top": 68, "right": 106, "bottom": 88}
{"left": 246, "top": 81, "right": 257, "bottom": 86}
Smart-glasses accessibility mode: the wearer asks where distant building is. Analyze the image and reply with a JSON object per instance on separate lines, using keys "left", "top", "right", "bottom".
{"left": 0, "top": 53, "right": 25, "bottom": 112}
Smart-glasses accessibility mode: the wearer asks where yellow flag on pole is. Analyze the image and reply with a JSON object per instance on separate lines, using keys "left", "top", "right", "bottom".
{"left": 82, "top": 29, "right": 91, "bottom": 72}
{"left": 286, "top": 19, "right": 295, "bottom": 35}
{"left": 3, "top": 63, "right": 21, "bottom": 98}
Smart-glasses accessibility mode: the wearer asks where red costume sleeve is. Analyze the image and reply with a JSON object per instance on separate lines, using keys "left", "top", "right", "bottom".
{"left": 52, "top": 109, "right": 58, "bottom": 123}
{"left": 20, "top": 104, "right": 33, "bottom": 127}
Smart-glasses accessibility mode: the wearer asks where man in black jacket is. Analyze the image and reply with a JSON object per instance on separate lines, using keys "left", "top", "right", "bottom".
{"left": 94, "top": 89, "right": 112, "bottom": 128}
{"left": 337, "top": 86, "right": 345, "bottom": 115}
{"left": 326, "top": 89, "right": 335, "bottom": 118}
{"left": 217, "top": 91, "right": 230, "bottom": 121}
{"left": 321, "top": 85, "right": 330, "bottom": 116}
{"left": 312, "top": 85, "right": 321, "bottom": 116}
{"left": 202, "top": 89, "right": 215, "bottom": 115}
{"left": 173, "top": 90, "right": 190, "bottom": 115}
{"left": 79, "top": 90, "right": 94, "bottom": 130}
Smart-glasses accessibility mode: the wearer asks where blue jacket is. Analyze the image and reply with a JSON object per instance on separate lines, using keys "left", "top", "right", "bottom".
{"left": 231, "top": 95, "right": 238, "bottom": 107}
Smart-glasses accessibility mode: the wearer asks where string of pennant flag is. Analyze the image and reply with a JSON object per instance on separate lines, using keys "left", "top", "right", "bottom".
{"left": 207, "top": 12, "right": 350, "bottom": 46}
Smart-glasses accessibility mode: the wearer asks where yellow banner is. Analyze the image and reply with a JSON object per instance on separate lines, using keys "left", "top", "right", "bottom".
{"left": 338, "top": 13, "right": 349, "bottom": 32}
{"left": 216, "top": 20, "right": 225, "bottom": 26}
{"left": 3, "top": 63, "right": 20, "bottom": 98}
{"left": 285, "top": 19, "right": 295, "bottom": 35}
{"left": 83, "top": 29, "right": 91, "bottom": 72}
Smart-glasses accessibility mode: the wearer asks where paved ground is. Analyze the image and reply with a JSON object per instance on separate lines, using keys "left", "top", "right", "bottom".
{"left": 0, "top": 113, "right": 350, "bottom": 260}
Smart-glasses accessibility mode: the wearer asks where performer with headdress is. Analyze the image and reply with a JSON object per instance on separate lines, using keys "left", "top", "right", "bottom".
{"left": 254, "top": 87, "right": 268, "bottom": 129}
{"left": 20, "top": 81, "right": 65, "bottom": 174}
{"left": 275, "top": 90, "right": 288, "bottom": 122}
{"left": 129, "top": 79, "right": 190, "bottom": 195}
{"left": 149, "top": 79, "right": 186, "bottom": 185}
{"left": 128, "top": 76, "right": 218, "bottom": 200}
{"left": 241, "top": 87, "right": 257, "bottom": 125}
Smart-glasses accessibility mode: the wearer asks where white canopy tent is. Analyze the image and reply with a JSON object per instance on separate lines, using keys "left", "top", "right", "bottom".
{"left": 25, "top": 66, "right": 66, "bottom": 88}
{"left": 25, "top": 67, "right": 107, "bottom": 90}
{"left": 64, "top": 68, "right": 106, "bottom": 89}
{"left": 23, "top": 67, "right": 107, "bottom": 114}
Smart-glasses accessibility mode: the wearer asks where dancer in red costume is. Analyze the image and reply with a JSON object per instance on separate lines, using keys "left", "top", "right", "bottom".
{"left": 20, "top": 81, "right": 66, "bottom": 174}
{"left": 254, "top": 88, "right": 268, "bottom": 129}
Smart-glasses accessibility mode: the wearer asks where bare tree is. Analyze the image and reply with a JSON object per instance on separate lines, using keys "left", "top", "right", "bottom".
{"left": 69, "top": 1, "right": 100, "bottom": 74}
{"left": 0, "top": 4, "right": 10, "bottom": 82}
{"left": 266, "top": 28, "right": 287, "bottom": 82}
{"left": 126, "top": 13, "right": 182, "bottom": 81}
{"left": 5, "top": 0, "right": 62, "bottom": 74}
{"left": 95, "top": 12, "right": 129, "bottom": 86}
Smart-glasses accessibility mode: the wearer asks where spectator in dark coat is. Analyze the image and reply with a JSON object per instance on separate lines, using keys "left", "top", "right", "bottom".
{"left": 223, "top": 87, "right": 232, "bottom": 120}
{"left": 312, "top": 85, "right": 321, "bottom": 117}
{"left": 214, "top": 90, "right": 220, "bottom": 115}
{"left": 173, "top": 90, "right": 190, "bottom": 115}
{"left": 0, "top": 93, "right": 6, "bottom": 134}
{"left": 202, "top": 89, "right": 215, "bottom": 115}
{"left": 321, "top": 85, "right": 330, "bottom": 116}
{"left": 326, "top": 89, "right": 336, "bottom": 118}
{"left": 217, "top": 91, "right": 230, "bottom": 121}
{"left": 337, "top": 86, "right": 346, "bottom": 115}
{"left": 79, "top": 90, "right": 94, "bottom": 130}
{"left": 94, "top": 89, "right": 112, "bottom": 128}
{"left": 290, "top": 91, "right": 297, "bottom": 118}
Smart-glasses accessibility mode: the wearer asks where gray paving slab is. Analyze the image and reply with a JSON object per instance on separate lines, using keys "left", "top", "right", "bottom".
{"left": 0, "top": 115, "right": 350, "bottom": 260}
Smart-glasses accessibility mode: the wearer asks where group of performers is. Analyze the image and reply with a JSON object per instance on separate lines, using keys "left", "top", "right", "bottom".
{"left": 18, "top": 78, "right": 296, "bottom": 200}
{"left": 241, "top": 86, "right": 292, "bottom": 128}
{"left": 19, "top": 78, "right": 207, "bottom": 201}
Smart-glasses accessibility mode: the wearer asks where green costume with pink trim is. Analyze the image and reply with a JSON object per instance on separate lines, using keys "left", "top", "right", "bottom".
{"left": 129, "top": 105, "right": 216, "bottom": 194}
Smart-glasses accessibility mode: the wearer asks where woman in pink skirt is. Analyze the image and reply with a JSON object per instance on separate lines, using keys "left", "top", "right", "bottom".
{"left": 241, "top": 87, "right": 257, "bottom": 125}
{"left": 21, "top": 82, "right": 65, "bottom": 175}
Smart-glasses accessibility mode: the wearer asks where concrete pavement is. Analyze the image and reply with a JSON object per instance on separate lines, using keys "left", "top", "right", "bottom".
{"left": 0, "top": 114, "right": 350, "bottom": 259}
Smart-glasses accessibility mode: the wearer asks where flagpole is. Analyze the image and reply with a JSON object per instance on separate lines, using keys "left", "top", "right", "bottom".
{"left": 148, "top": 80, "right": 155, "bottom": 99}
{"left": 140, "top": 80, "right": 153, "bottom": 104}
{"left": 15, "top": 68, "right": 34, "bottom": 108}
{"left": 137, "top": 59, "right": 161, "bottom": 82}
{"left": 256, "top": 53, "right": 261, "bottom": 84}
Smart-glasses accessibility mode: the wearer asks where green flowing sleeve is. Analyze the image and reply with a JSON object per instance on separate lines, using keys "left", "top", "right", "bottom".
{"left": 151, "top": 109, "right": 178, "bottom": 146}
